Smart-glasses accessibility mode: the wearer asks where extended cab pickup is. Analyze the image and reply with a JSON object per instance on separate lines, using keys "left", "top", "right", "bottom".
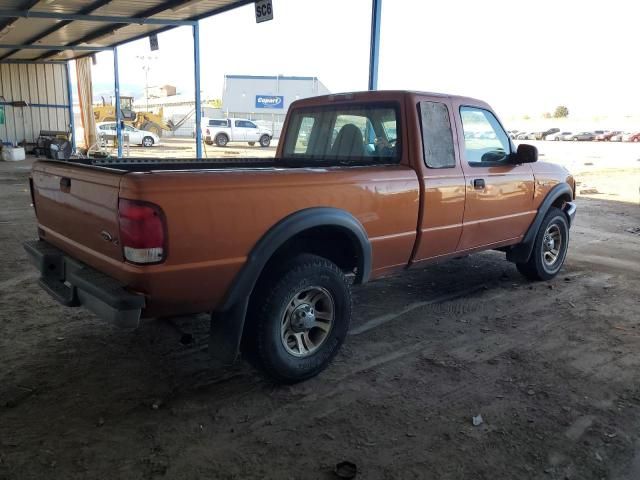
{"left": 24, "top": 90, "right": 576, "bottom": 383}
{"left": 200, "top": 117, "right": 273, "bottom": 147}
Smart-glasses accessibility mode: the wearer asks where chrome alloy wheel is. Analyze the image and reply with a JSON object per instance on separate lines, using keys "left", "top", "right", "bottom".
{"left": 542, "top": 224, "right": 562, "bottom": 267}
{"left": 281, "top": 286, "right": 334, "bottom": 357}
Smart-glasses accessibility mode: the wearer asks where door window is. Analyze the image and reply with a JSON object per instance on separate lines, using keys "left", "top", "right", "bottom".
{"left": 235, "top": 120, "right": 256, "bottom": 128}
{"left": 460, "top": 107, "right": 511, "bottom": 165}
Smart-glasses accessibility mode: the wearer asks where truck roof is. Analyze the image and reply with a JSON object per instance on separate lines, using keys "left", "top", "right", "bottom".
{"left": 290, "top": 90, "right": 490, "bottom": 110}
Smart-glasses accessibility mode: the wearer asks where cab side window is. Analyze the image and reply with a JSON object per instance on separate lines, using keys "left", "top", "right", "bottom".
{"left": 419, "top": 101, "right": 455, "bottom": 169}
{"left": 235, "top": 120, "right": 257, "bottom": 128}
{"left": 460, "top": 107, "right": 511, "bottom": 165}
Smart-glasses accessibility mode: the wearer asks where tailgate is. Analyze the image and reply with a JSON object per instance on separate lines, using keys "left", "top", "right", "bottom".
{"left": 31, "top": 161, "right": 125, "bottom": 262}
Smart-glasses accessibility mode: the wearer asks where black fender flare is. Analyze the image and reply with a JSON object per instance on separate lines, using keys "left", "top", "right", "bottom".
{"left": 209, "top": 207, "right": 372, "bottom": 364}
{"left": 506, "top": 183, "right": 574, "bottom": 264}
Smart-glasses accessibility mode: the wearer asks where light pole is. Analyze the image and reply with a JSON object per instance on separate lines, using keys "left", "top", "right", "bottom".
{"left": 136, "top": 54, "right": 157, "bottom": 112}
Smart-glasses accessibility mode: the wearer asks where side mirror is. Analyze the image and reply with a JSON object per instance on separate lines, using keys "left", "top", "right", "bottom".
{"left": 514, "top": 143, "right": 538, "bottom": 163}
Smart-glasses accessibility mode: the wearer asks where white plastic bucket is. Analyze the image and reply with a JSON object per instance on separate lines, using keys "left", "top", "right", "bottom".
{"left": 1, "top": 147, "right": 26, "bottom": 161}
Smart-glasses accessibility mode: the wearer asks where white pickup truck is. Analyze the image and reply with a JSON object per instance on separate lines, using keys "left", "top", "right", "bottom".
{"left": 200, "top": 118, "right": 273, "bottom": 147}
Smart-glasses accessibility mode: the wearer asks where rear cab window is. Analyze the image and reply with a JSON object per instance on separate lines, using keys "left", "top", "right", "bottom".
{"left": 282, "top": 103, "right": 400, "bottom": 164}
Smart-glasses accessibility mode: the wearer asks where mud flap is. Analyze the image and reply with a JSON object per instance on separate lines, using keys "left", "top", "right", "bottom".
{"left": 209, "top": 299, "right": 249, "bottom": 365}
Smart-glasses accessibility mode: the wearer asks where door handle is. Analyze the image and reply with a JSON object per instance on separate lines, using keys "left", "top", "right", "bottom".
{"left": 473, "top": 178, "right": 485, "bottom": 190}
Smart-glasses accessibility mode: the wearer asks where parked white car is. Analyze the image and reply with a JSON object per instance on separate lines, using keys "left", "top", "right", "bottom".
{"left": 96, "top": 122, "right": 160, "bottom": 147}
{"left": 199, "top": 118, "right": 273, "bottom": 147}
{"left": 516, "top": 132, "right": 536, "bottom": 140}
{"left": 545, "top": 131, "right": 572, "bottom": 141}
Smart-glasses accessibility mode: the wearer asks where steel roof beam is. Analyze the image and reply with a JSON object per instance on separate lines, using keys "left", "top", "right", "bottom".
{"left": 37, "top": 0, "right": 197, "bottom": 60}
{"left": 38, "top": 0, "right": 254, "bottom": 60}
{"left": 95, "top": 0, "right": 255, "bottom": 53}
{"left": 0, "top": 9, "right": 196, "bottom": 26}
{"left": 0, "top": 43, "right": 112, "bottom": 51}
{"left": 0, "top": 0, "right": 39, "bottom": 32}
{"left": 0, "top": 0, "right": 113, "bottom": 61}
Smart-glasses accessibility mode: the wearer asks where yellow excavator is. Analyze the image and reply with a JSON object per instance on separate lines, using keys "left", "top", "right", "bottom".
{"left": 93, "top": 96, "right": 171, "bottom": 137}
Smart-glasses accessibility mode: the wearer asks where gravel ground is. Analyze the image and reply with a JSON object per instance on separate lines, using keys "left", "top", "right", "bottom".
{"left": 0, "top": 157, "right": 639, "bottom": 480}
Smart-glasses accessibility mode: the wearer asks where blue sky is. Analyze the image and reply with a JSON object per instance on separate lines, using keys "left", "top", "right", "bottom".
{"left": 77, "top": 0, "right": 640, "bottom": 118}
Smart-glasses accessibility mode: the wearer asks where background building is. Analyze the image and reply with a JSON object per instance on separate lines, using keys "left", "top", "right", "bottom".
{"left": 116, "top": 75, "right": 331, "bottom": 139}
{"left": 222, "top": 74, "right": 330, "bottom": 138}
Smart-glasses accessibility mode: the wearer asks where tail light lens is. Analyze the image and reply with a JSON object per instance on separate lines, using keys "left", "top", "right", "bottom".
{"left": 118, "top": 199, "right": 166, "bottom": 264}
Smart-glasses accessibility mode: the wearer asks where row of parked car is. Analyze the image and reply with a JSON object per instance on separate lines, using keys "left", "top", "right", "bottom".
{"left": 508, "top": 128, "right": 640, "bottom": 142}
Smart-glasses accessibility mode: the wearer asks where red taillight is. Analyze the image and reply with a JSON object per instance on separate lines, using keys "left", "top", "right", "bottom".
{"left": 118, "top": 199, "right": 166, "bottom": 264}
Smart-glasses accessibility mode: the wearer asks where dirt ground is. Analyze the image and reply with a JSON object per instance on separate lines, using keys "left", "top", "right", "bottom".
{"left": 1, "top": 158, "right": 639, "bottom": 480}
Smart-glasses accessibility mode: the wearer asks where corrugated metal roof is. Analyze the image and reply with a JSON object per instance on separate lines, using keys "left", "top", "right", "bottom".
{"left": 0, "top": 0, "right": 253, "bottom": 62}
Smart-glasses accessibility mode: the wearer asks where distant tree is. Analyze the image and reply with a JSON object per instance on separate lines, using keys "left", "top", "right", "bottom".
{"left": 554, "top": 106, "right": 569, "bottom": 118}
{"left": 543, "top": 112, "right": 552, "bottom": 119}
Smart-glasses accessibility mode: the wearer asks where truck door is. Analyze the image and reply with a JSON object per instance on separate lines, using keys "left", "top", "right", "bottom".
{"left": 233, "top": 119, "right": 254, "bottom": 141}
{"left": 244, "top": 120, "right": 262, "bottom": 142}
{"left": 411, "top": 99, "right": 467, "bottom": 262}
{"left": 124, "top": 125, "right": 141, "bottom": 145}
{"left": 453, "top": 104, "right": 536, "bottom": 250}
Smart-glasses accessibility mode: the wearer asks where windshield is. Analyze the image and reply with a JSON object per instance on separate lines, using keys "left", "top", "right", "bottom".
{"left": 282, "top": 103, "right": 400, "bottom": 164}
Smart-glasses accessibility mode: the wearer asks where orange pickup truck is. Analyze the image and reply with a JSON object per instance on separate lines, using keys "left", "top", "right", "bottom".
{"left": 24, "top": 90, "right": 576, "bottom": 383}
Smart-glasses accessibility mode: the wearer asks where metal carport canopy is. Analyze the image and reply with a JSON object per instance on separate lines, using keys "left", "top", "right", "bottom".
{"left": 0, "top": 0, "right": 256, "bottom": 62}
{"left": 0, "top": 0, "right": 383, "bottom": 157}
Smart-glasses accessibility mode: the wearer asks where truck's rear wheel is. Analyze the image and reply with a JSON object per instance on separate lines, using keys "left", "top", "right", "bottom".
{"left": 245, "top": 254, "right": 351, "bottom": 383}
{"left": 259, "top": 135, "right": 271, "bottom": 147}
{"left": 516, "top": 207, "right": 569, "bottom": 281}
{"left": 215, "top": 134, "right": 229, "bottom": 147}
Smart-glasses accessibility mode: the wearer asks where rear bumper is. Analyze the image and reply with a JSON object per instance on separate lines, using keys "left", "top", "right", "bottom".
{"left": 563, "top": 201, "right": 577, "bottom": 227}
{"left": 23, "top": 240, "right": 145, "bottom": 328}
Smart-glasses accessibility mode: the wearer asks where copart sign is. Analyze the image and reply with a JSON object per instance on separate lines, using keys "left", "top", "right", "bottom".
{"left": 255, "top": 95, "right": 284, "bottom": 109}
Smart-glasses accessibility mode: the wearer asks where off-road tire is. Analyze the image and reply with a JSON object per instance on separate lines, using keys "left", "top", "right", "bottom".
{"left": 244, "top": 254, "right": 352, "bottom": 383}
{"left": 516, "top": 207, "right": 569, "bottom": 281}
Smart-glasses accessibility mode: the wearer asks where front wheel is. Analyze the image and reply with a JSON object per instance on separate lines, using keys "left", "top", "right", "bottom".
{"left": 259, "top": 135, "right": 271, "bottom": 147}
{"left": 516, "top": 207, "right": 569, "bottom": 281}
{"left": 142, "top": 136, "right": 154, "bottom": 147}
{"left": 245, "top": 254, "right": 352, "bottom": 383}
{"left": 248, "top": 141, "right": 256, "bottom": 146}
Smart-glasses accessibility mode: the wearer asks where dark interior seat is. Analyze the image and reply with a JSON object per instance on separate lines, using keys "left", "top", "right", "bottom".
{"left": 331, "top": 124, "right": 365, "bottom": 157}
